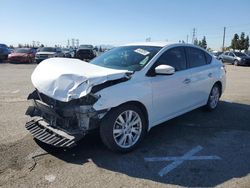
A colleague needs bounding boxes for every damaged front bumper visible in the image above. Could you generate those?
[25,119,79,147]
[25,90,107,147]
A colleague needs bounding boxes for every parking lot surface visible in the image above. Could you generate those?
[0,63,250,188]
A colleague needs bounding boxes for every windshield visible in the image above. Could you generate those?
[15,48,30,53]
[90,46,162,71]
[39,47,56,52]
[234,52,247,57]
[79,45,93,49]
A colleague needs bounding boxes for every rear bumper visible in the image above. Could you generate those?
[8,57,30,62]
[240,60,250,65]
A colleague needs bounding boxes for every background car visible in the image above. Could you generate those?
[35,47,64,63]
[75,45,96,61]
[62,48,75,58]
[0,43,10,61]
[218,51,250,66]
[211,51,223,59]
[8,48,35,63]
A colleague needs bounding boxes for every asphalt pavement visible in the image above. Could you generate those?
[0,62,250,188]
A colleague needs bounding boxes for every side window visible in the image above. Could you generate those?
[225,52,228,55]
[205,52,212,64]
[155,47,187,71]
[229,52,234,57]
[186,47,207,68]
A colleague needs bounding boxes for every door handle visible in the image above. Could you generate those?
[208,73,212,78]
[183,78,191,84]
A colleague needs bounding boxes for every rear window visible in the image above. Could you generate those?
[186,47,207,68]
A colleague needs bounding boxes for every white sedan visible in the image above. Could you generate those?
[25,42,226,152]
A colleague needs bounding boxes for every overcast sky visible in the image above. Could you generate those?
[1,0,250,50]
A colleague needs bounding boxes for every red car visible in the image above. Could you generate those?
[8,48,35,63]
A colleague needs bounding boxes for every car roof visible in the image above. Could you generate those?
[122,42,169,47]
[121,42,209,50]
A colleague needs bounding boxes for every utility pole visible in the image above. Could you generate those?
[76,39,79,48]
[186,35,189,43]
[192,28,196,44]
[67,39,70,48]
[222,27,226,52]
[71,38,75,48]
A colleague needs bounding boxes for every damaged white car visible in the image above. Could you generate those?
[25,42,226,152]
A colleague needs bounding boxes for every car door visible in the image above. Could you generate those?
[186,47,214,106]
[223,52,229,62]
[228,52,235,63]
[149,47,194,124]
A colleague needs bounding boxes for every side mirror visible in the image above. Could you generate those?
[155,65,175,75]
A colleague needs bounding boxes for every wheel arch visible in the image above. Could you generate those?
[214,81,222,97]
[113,101,149,130]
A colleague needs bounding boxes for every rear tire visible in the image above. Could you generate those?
[204,84,221,111]
[100,104,147,153]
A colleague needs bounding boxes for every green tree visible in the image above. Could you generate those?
[239,32,246,50]
[244,35,249,51]
[231,34,240,50]
[198,40,202,47]
[201,36,207,49]
[194,38,198,45]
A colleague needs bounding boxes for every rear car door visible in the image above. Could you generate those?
[186,47,214,106]
[149,47,194,123]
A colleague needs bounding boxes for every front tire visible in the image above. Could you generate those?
[234,60,239,66]
[100,104,147,153]
[205,84,221,111]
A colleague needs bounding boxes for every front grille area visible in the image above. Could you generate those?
[37,54,48,58]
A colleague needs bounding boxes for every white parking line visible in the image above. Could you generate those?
[11,89,20,94]
[144,145,221,177]
[0,89,20,94]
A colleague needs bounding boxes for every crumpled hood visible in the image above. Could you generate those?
[31,58,129,102]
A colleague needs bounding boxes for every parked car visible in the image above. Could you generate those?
[75,48,96,61]
[218,51,250,66]
[62,48,75,58]
[75,44,97,61]
[211,51,223,59]
[0,43,10,61]
[35,47,64,63]
[8,48,35,63]
[25,42,226,152]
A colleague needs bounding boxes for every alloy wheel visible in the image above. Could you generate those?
[113,110,142,148]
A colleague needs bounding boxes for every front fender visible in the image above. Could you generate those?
[93,78,153,124]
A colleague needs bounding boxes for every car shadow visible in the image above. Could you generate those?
[37,100,250,187]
